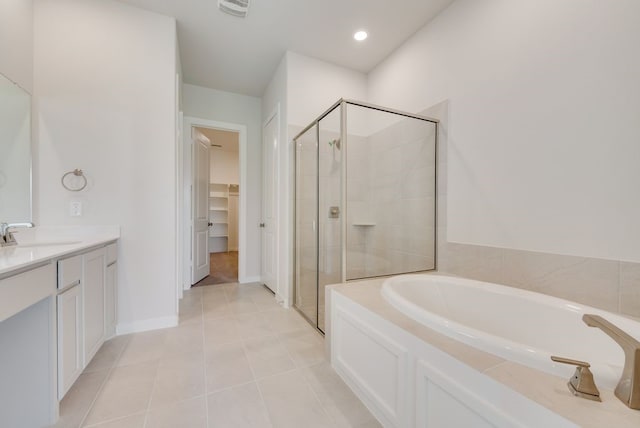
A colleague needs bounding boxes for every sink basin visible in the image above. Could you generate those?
[16,241,82,248]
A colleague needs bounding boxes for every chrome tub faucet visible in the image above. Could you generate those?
[583,314,640,409]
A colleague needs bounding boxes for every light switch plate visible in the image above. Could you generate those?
[70,201,82,217]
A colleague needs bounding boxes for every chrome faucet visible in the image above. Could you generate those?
[0,222,34,247]
[583,313,640,409]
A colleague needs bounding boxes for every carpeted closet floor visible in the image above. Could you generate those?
[193,251,238,287]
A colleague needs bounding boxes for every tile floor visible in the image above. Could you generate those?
[53,282,380,428]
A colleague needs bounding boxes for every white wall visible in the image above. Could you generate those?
[287,51,368,127]
[368,0,640,263]
[0,0,33,92]
[184,83,262,280]
[262,51,369,305]
[34,0,179,332]
[210,149,239,184]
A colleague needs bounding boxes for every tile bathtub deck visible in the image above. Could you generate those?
[54,282,380,428]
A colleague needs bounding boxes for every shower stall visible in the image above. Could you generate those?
[294,99,438,332]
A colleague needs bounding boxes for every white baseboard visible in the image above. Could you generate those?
[276,293,289,308]
[240,275,261,284]
[116,315,178,335]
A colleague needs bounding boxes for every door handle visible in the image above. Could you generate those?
[208,222,213,227]
[259,223,265,228]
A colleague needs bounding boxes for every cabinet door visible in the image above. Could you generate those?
[83,248,106,363]
[105,262,117,339]
[57,284,82,399]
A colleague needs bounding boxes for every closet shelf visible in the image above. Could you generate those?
[209,182,238,253]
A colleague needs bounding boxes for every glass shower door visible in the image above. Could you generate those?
[317,106,343,332]
[345,103,437,279]
[294,124,318,324]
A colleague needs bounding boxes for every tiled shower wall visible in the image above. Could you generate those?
[346,111,436,279]
[428,100,640,320]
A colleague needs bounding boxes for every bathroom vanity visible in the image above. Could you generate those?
[0,228,119,427]
[0,71,124,426]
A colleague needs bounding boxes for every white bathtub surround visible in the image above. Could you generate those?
[328,279,640,428]
[621,263,640,318]
[382,274,640,391]
[437,242,640,321]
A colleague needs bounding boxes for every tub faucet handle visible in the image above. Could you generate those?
[551,356,601,402]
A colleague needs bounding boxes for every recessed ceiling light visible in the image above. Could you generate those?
[354,30,368,41]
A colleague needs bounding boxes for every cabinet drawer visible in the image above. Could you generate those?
[0,263,56,322]
[106,243,117,265]
[58,255,82,290]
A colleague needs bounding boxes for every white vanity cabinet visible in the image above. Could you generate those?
[0,229,119,424]
[57,255,84,399]
[105,243,117,339]
[83,248,106,363]
[56,242,118,400]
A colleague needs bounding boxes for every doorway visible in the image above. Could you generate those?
[182,117,249,290]
[194,126,240,286]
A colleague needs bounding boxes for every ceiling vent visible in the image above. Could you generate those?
[218,0,250,18]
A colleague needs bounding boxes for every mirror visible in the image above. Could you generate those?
[0,72,31,223]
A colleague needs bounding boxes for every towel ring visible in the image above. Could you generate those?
[61,169,87,192]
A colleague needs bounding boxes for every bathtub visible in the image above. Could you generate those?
[381,274,640,390]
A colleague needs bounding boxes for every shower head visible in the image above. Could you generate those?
[328,139,341,150]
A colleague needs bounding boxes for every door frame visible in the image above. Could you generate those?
[183,116,249,288]
[261,105,280,296]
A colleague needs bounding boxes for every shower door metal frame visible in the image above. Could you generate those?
[293,99,439,334]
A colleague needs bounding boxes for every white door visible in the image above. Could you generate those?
[261,114,278,292]
[192,128,211,284]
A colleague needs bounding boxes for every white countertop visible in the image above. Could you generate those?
[0,226,120,277]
